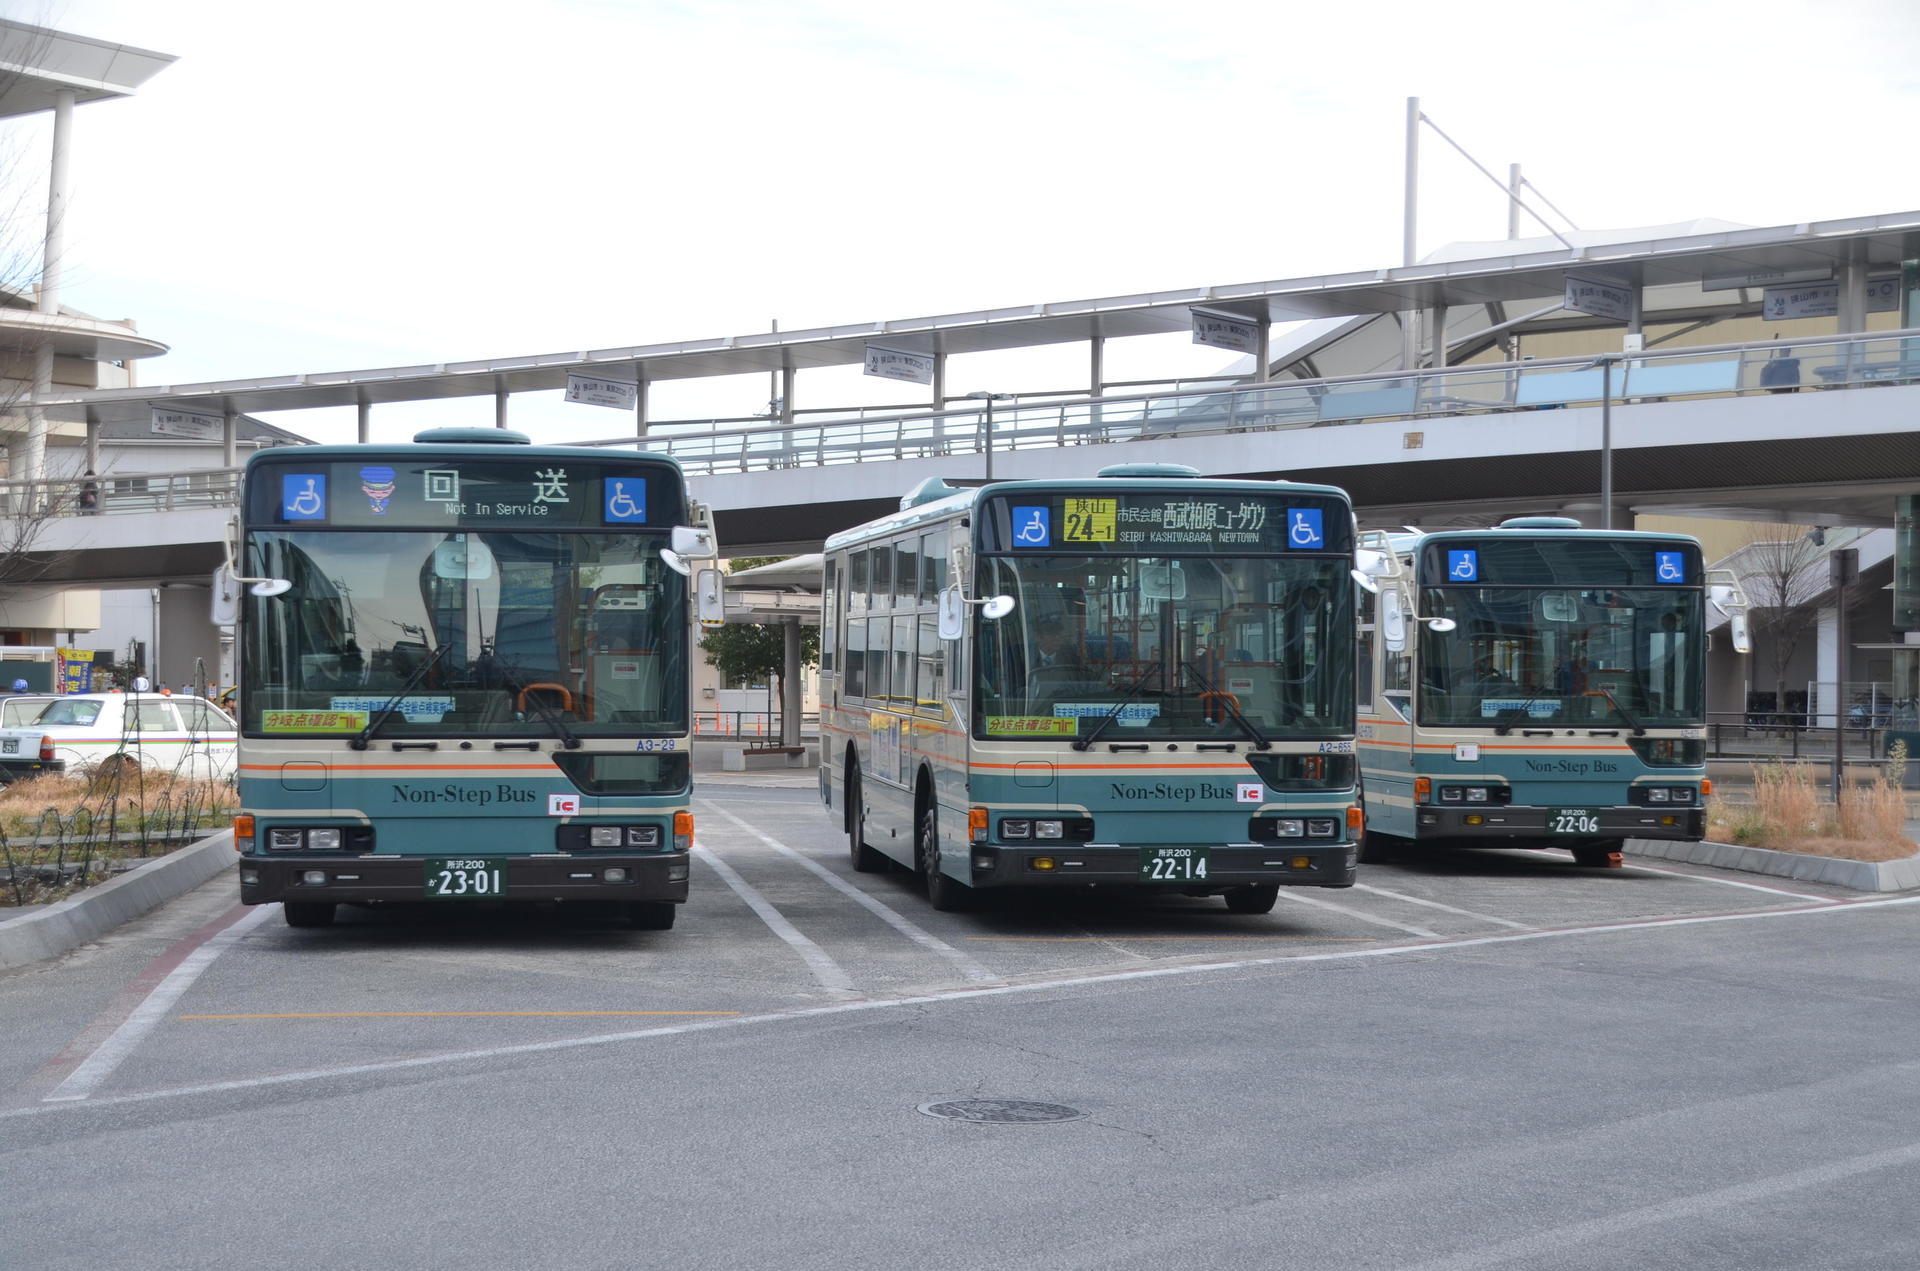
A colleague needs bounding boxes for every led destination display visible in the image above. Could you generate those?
[981,491,1350,554]
[1421,537,1703,587]
[245,457,685,530]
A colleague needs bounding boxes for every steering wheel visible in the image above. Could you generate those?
[517,682,574,713]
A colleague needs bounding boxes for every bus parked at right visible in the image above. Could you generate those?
[1355,516,1749,867]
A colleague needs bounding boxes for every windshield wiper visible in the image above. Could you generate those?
[1587,685,1647,736]
[485,649,582,749]
[1179,659,1271,750]
[1072,665,1162,752]
[350,642,450,751]
[1492,686,1549,736]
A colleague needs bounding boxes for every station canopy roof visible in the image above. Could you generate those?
[0,20,175,117]
[40,208,1920,427]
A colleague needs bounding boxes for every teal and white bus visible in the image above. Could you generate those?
[1354,517,1750,867]
[225,428,716,929]
[821,464,1361,914]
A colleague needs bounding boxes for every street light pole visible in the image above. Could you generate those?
[966,391,1014,481]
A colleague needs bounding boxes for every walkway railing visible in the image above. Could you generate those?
[5,328,1917,513]
[572,328,1920,476]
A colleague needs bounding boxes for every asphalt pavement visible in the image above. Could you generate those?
[2,786,1916,1270]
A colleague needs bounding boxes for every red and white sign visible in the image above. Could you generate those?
[548,794,581,816]
[1236,782,1264,804]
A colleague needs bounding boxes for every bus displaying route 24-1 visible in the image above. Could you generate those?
[225,427,718,930]
[820,462,1362,915]
[1354,516,1752,868]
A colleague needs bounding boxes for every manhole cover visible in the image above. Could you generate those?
[917,1099,1086,1124]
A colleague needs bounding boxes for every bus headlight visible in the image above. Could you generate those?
[306,828,343,851]
[1033,820,1064,839]
[1001,819,1032,839]
[590,826,624,847]
[1275,819,1305,838]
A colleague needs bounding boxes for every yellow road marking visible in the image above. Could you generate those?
[179,1010,742,1020]
[964,935,1376,943]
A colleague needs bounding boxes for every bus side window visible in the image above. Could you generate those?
[1357,585,1376,708]
[821,557,837,674]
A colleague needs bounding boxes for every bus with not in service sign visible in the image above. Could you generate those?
[225,427,717,929]
[820,463,1362,914]
[1354,516,1751,867]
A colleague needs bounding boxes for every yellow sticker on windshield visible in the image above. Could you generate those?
[262,710,368,734]
[1062,497,1117,542]
[985,716,1077,736]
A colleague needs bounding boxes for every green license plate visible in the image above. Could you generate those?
[1547,808,1601,835]
[425,858,505,898]
[1139,847,1209,882]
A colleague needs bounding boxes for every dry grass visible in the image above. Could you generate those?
[0,771,238,906]
[1709,756,1917,863]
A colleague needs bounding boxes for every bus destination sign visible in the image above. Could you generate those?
[986,492,1348,554]
[249,458,684,530]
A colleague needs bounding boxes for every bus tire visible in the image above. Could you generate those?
[1356,829,1396,864]
[918,799,971,913]
[1223,884,1280,914]
[847,765,886,873]
[628,901,677,930]
[283,901,336,928]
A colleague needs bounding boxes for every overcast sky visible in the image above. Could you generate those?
[11,0,1920,442]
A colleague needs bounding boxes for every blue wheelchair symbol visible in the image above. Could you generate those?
[1011,505,1051,548]
[604,478,648,524]
[282,474,327,521]
[1655,551,1686,584]
[1447,550,1479,582]
[1286,508,1324,549]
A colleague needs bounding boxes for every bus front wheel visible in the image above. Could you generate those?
[919,801,971,913]
[847,766,887,873]
[628,901,677,930]
[283,902,336,928]
[1223,884,1279,914]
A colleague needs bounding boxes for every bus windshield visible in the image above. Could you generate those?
[1417,585,1703,729]
[974,554,1352,741]
[241,530,687,737]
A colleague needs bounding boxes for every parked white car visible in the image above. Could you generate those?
[31,693,237,781]
[0,694,58,727]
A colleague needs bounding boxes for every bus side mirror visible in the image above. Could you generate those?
[938,588,965,640]
[696,569,725,626]
[1730,612,1751,655]
[671,525,716,558]
[211,566,240,626]
[1381,589,1407,652]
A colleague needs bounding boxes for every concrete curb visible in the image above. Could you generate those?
[1627,836,1920,893]
[0,831,235,971]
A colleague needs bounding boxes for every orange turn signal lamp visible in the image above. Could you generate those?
[1347,806,1364,829]
[233,813,254,852]
[673,810,695,850]
[1701,779,1713,797]
[969,807,989,842]
[1414,777,1431,802]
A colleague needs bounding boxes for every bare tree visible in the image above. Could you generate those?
[1728,527,1829,721]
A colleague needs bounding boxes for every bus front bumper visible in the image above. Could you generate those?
[1413,807,1705,846]
[968,843,1357,890]
[237,852,691,907]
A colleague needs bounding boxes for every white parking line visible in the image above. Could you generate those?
[1273,888,1443,938]
[691,843,856,998]
[1352,883,1533,930]
[698,801,1001,984]
[1513,849,1845,902]
[43,905,275,1103]
[11,894,1914,1122]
